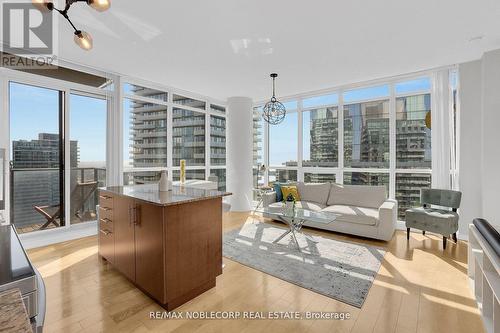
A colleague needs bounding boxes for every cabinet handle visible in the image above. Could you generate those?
[128,206,133,226]
[134,205,141,226]
[99,229,111,235]
[99,195,112,200]
[100,218,111,224]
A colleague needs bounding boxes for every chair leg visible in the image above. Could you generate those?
[407,228,410,240]
[443,236,447,250]
[452,233,457,243]
[422,230,426,235]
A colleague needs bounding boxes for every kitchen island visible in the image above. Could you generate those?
[97,184,231,310]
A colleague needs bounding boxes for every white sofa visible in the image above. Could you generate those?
[262,182,397,241]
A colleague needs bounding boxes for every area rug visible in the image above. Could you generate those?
[222,222,386,308]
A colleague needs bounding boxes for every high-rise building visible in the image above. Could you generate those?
[12,133,78,168]
[305,107,338,168]
[127,86,168,184]
[11,133,79,228]
[395,94,432,218]
[396,94,431,168]
[253,109,263,188]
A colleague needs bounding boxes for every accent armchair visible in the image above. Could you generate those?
[405,189,462,249]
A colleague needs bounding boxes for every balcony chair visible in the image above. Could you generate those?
[405,188,462,249]
[34,181,98,230]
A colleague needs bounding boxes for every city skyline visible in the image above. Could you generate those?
[9,82,107,164]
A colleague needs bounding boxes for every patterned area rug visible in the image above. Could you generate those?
[223,222,385,308]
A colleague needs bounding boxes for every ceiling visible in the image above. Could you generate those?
[57,0,500,101]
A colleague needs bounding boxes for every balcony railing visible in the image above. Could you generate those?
[10,167,106,234]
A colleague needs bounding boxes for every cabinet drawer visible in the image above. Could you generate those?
[98,228,114,263]
[99,217,113,232]
[99,206,113,221]
[99,193,114,209]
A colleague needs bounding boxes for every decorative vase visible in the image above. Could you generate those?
[158,170,171,192]
[284,201,295,216]
[180,159,186,184]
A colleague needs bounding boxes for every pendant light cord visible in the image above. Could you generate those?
[272,76,276,98]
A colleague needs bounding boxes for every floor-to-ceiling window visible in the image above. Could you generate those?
[268,101,298,185]
[9,82,65,233]
[343,85,390,192]
[69,93,107,225]
[259,72,455,221]
[122,83,168,184]
[394,78,432,219]
[122,84,226,189]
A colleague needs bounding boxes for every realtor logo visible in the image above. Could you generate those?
[1,1,57,68]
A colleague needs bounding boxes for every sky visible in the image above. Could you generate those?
[9,82,107,164]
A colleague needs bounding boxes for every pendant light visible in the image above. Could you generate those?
[262,73,286,125]
[33,0,111,51]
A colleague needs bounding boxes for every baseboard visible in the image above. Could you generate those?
[395,221,468,241]
[19,221,98,250]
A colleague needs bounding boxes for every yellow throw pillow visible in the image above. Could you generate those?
[281,186,300,202]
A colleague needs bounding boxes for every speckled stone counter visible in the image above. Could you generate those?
[0,289,32,333]
[99,184,231,206]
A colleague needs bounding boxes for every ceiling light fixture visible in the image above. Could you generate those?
[32,0,111,51]
[262,73,286,125]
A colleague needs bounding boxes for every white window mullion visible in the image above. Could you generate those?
[389,84,396,199]
[338,89,344,184]
[1,77,10,224]
[110,75,122,186]
[205,101,211,180]
[297,98,304,182]
[64,88,71,228]
[167,93,173,180]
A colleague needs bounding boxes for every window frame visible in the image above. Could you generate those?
[1,66,111,234]
[121,77,227,185]
[255,72,446,222]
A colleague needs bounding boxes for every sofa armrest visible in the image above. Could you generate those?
[378,199,398,241]
[262,191,277,207]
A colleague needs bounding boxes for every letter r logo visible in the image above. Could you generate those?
[2,2,53,54]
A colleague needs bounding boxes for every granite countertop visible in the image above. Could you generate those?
[100,184,232,206]
[0,289,32,333]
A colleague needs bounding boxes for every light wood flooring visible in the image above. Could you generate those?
[27,212,484,333]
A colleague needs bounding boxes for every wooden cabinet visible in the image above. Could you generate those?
[99,194,165,300]
[113,195,136,281]
[98,194,114,263]
[98,189,223,311]
[134,203,165,302]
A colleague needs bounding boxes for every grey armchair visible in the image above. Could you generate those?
[405,189,462,249]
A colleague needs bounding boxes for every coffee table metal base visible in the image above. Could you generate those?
[273,216,319,252]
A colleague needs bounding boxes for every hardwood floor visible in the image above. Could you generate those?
[27,212,484,333]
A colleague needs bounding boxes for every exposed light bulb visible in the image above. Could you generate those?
[87,0,111,12]
[74,31,93,51]
[32,0,51,12]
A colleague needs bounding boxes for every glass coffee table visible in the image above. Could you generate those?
[256,205,337,252]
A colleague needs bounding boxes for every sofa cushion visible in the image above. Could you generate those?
[327,183,386,208]
[281,185,300,202]
[322,205,379,226]
[296,182,331,205]
[405,207,459,234]
[273,183,283,202]
[268,201,326,212]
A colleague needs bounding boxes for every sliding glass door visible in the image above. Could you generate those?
[9,82,65,233]
[69,93,107,225]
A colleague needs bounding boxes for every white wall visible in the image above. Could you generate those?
[458,60,483,236]
[459,48,500,231]
[480,50,500,225]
